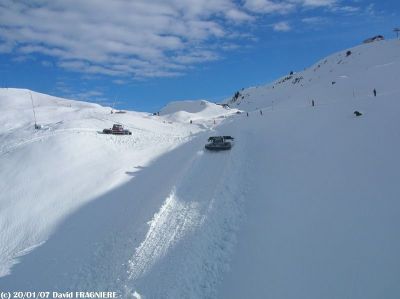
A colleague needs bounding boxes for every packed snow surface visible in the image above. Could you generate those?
[1,39,400,298]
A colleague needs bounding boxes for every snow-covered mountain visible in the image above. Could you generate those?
[228,38,400,112]
[1,38,400,298]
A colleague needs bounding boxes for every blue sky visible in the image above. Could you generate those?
[0,0,399,112]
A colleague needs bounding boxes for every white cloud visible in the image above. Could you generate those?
[272,21,292,32]
[330,5,360,14]
[0,0,358,80]
[225,9,254,22]
[244,0,295,14]
[11,55,35,63]
[299,0,337,7]
[0,0,250,79]
[301,16,329,24]
[243,0,338,14]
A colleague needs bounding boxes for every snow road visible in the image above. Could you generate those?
[127,122,246,298]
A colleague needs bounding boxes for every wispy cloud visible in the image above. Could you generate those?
[55,80,108,104]
[301,16,329,25]
[272,21,292,32]
[0,0,247,79]
[331,5,360,14]
[244,0,295,14]
[299,0,337,8]
[11,55,35,63]
[0,0,362,80]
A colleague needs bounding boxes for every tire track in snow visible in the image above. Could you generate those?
[128,188,203,280]
[126,125,246,298]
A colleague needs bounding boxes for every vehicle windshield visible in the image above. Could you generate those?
[212,137,224,143]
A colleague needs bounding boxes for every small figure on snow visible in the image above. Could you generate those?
[373,88,377,97]
[190,120,193,124]
[312,100,315,107]
[354,111,362,117]
[260,110,263,116]
[246,112,249,117]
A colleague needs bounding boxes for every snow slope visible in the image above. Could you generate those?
[228,39,400,112]
[218,94,400,299]
[0,89,225,278]
[1,39,400,298]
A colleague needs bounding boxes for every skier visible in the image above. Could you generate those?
[260,110,263,116]
[246,112,249,117]
[312,100,315,107]
[373,89,377,97]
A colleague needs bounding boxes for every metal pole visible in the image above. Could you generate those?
[29,91,38,128]
[394,28,400,39]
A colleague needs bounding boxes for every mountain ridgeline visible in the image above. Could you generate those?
[227,38,400,111]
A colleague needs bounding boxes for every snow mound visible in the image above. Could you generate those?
[160,100,213,115]
[159,100,236,123]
